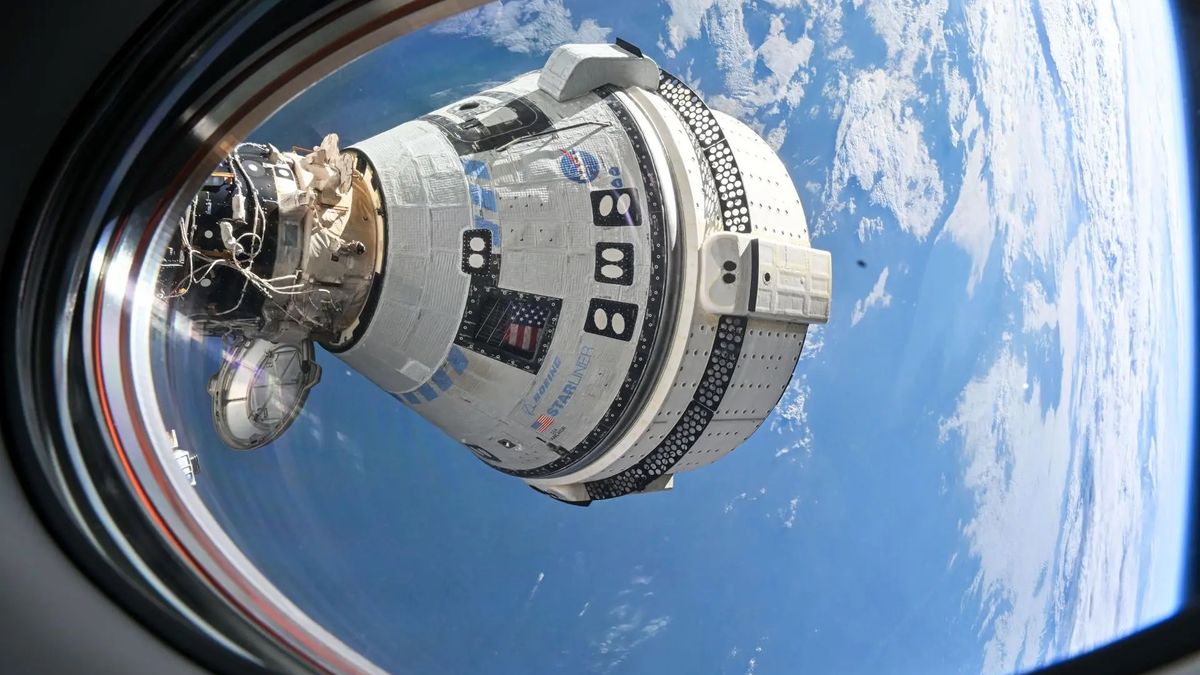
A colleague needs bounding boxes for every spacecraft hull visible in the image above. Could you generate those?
[337,47,831,502]
[170,43,831,503]
[343,74,683,480]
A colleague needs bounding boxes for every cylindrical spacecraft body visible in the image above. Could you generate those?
[332,44,831,503]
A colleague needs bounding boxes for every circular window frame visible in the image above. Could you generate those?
[1,0,483,672]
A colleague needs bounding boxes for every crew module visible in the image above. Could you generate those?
[159,41,832,504]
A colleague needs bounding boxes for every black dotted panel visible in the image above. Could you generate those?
[690,131,722,231]
[590,187,641,226]
[585,402,713,500]
[585,315,748,500]
[461,229,495,275]
[453,280,561,374]
[693,317,744,410]
[499,88,670,479]
[594,242,634,285]
[583,298,639,341]
[657,72,751,233]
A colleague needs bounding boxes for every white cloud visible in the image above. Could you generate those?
[659,0,828,124]
[939,3,1191,668]
[817,69,851,129]
[939,105,992,293]
[661,0,716,56]
[1021,280,1057,333]
[592,578,671,674]
[789,0,847,45]
[526,571,545,603]
[942,254,1164,667]
[706,93,756,121]
[432,0,610,54]
[857,216,884,242]
[829,69,945,238]
[799,325,824,362]
[942,63,972,146]
[939,0,1072,288]
[429,79,506,105]
[768,375,814,464]
[765,123,788,151]
[723,488,769,514]
[850,267,893,325]
[782,497,800,528]
[865,0,949,76]
[755,15,814,108]
[709,6,812,114]
[772,376,810,432]
[744,640,766,675]
[592,564,676,667]
[820,0,953,239]
[940,349,1071,673]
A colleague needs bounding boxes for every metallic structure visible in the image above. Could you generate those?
[169,429,200,487]
[160,41,832,504]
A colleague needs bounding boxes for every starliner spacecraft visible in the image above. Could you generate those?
[160,41,832,504]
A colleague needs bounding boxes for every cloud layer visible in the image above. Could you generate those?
[850,267,893,326]
[432,0,611,54]
[936,1,1190,671]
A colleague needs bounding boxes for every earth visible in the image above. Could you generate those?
[167,1,1194,673]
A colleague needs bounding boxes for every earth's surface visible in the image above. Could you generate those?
[165,1,1195,672]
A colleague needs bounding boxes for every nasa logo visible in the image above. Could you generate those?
[559,148,600,183]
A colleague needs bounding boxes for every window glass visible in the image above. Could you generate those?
[137,1,1196,672]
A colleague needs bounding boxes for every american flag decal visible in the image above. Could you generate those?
[461,288,560,372]
[500,302,549,355]
[533,414,554,433]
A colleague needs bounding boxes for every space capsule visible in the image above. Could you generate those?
[161,41,832,504]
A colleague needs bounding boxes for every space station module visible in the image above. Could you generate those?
[162,42,832,504]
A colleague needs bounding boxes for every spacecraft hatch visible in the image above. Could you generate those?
[159,41,833,504]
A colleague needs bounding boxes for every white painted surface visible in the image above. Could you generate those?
[538,43,660,102]
[341,121,473,393]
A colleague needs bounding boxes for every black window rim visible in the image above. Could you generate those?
[0,0,482,672]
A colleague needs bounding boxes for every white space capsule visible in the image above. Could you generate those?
[165,42,832,504]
